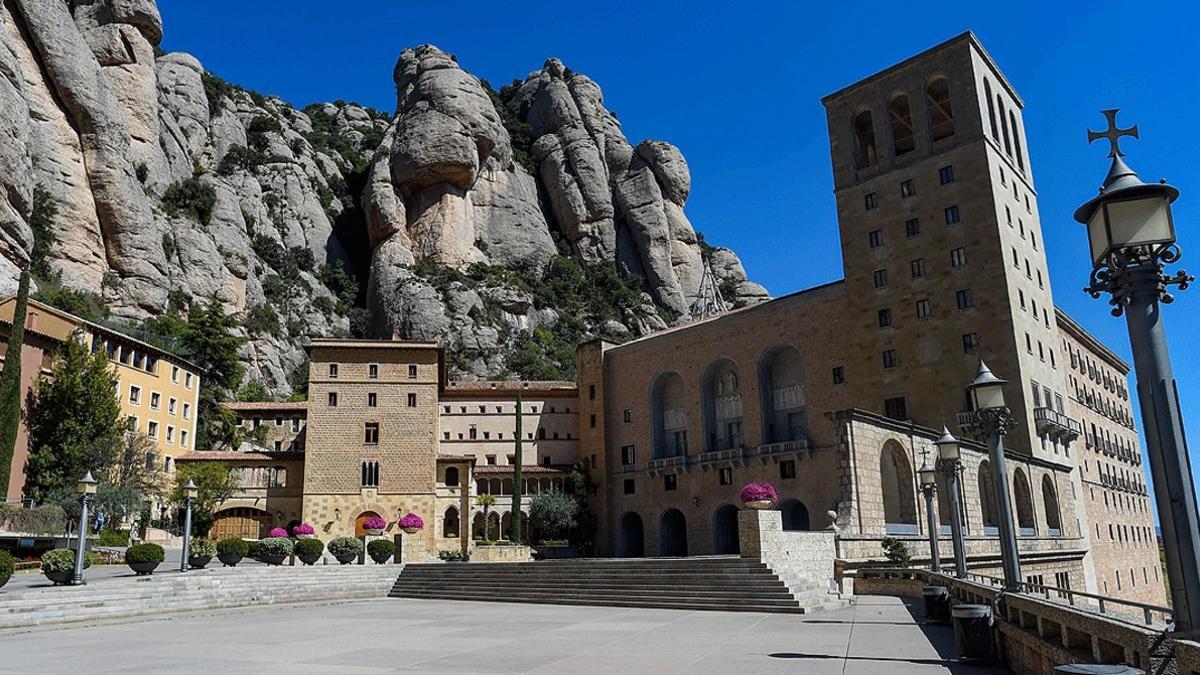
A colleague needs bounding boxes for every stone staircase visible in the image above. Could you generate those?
[0,565,400,630]
[389,556,848,613]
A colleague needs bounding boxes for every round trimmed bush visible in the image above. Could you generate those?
[0,550,15,589]
[189,538,217,557]
[328,537,363,564]
[367,539,395,564]
[41,548,88,584]
[246,541,261,560]
[256,536,293,565]
[126,543,164,575]
[217,538,248,566]
[84,551,102,567]
[294,537,324,565]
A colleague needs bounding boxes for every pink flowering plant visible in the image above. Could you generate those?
[739,482,779,504]
[362,516,388,531]
[397,513,424,530]
[266,527,289,538]
[292,523,315,536]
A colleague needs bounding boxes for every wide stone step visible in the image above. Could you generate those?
[388,590,808,614]
[390,581,796,599]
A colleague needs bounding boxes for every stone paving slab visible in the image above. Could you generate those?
[0,594,1012,673]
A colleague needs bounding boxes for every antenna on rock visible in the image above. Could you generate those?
[690,259,729,320]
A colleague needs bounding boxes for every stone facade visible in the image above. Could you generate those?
[229,401,308,453]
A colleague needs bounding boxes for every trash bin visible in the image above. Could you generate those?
[922,585,951,624]
[1054,665,1144,674]
[951,603,993,661]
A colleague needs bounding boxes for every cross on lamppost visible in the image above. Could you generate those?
[1087,109,1139,158]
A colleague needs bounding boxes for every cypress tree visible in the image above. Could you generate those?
[0,269,30,500]
[511,385,523,542]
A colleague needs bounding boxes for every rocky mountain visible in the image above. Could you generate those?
[0,0,767,392]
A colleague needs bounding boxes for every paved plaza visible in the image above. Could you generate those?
[0,595,1007,673]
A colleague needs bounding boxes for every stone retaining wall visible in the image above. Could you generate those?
[471,545,532,562]
[738,509,836,592]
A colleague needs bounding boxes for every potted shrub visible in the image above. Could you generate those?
[246,541,261,560]
[294,537,324,565]
[0,550,15,590]
[292,522,316,539]
[397,513,423,534]
[188,538,216,569]
[257,536,294,565]
[362,516,387,536]
[739,482,779,510]
[328,537,363,564]
[217,538,249,567]
[41,548,87,585]
[438,549,467,562]
[125,543,165,576]
[367,539,395,564]
[266,527,289,539]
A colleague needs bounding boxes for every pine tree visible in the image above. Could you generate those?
[182,296,246,450]
[0,269,30,500]
[22,333,123,504]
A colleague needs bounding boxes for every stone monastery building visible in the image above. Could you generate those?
[181,32,1164,607]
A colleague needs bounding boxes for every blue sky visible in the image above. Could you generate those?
[158,1,1200,505]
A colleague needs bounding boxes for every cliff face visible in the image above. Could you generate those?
[0,1,767,390]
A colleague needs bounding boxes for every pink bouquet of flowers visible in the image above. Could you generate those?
[739,482,779,504]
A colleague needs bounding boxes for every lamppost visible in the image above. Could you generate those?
[72,471,98,586]
[1074,109,1200,632]
[917,452,941,573]
[966,361,1022,590]
[179,479,197,573]
[935,427,968,578]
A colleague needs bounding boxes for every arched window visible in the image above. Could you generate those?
[978,460,999,534]
[758,346,807,445]
[880,441,918,534]
[888,94,915,156]
[1013,468,1036,535]
[651,372,688,458]
[997,95,1013,156]
[361,461,379,488]
[926,77,954,141]
[779,499,811,531]
[983,78,999,140]
[443,506,460,538]
[1009,110,1025,172]
[445,467,459,487]
[853,110,877,169]
[701,359,743,451]
[1042,475,1062,536]
[471,512,485,539]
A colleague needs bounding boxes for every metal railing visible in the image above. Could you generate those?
[961,570,1174,627]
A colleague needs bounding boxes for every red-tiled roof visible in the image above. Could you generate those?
[474,465,566,475]
[176,451,303,462]
[443,380,577,394]
[222,401,308,411]
[437,454,476,463]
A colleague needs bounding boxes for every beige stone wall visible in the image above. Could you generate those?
[577,340,612,553]
[439,388,579,468]
[231,403,307,452]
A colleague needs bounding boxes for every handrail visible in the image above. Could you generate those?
[960,570,1173,627]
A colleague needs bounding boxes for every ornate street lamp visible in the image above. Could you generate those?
[934,427,968,579]
[965,361,1022,590]
[72,471,98,586]
[179,479,197,573]
[1075,109,1200,632]
[917,453,941,573]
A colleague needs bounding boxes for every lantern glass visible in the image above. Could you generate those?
[1087,207,1110,266]
[1106,195,1174,253]
[936,437,960,462]
[918,463,937,486]
[972,381,1006,411]
[185,484,198,500]
[76,472,97,495]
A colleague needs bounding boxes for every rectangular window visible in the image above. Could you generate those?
[719,467,733,485]
[864,192,877,210]
[910,258,926,279]
[328,363,338,378]
[588,384,596,400]
[147,421,159,439]
[900,179,915,198]
[962,333,978,354]
[126,415,138,433]
[166,426,174,443]
[180,430,188,448]
[368,363,379,379]
[868,230,883,248]
[621,445,636,466]
[905,218,920,237]
[873,269,888,288]
[779,460,797,480]
[623,409,632,423]
[407,393,417,407]
[129,385,141,405]
[950,247,966,268]
[275,416,283,426]
[168,398,177,416]
[623,479,635,495]
[944,205,960,224]
[408,364,418,379]
[292,417,301,432]
[832,367,845,385]
[368,392,378,407]
[915,299,931,318]
[274,440,283,452]
[664,474,677,491]
[171,365,180,383]
[150,392,161,410]
[883,396,908,421]
[877,308,892,328]
[939,165,955,184]
[882,349,898,369]
[364,422,380,445]
[956,289,973,310]
[589,414,597,428]
[182,403,190,420]
[328,392,338,407]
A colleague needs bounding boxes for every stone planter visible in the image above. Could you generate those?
[744,500,774,510]
[43,569,72,585]
[217,552,243,567]
[0,575,9,590]
[401,526,420,534]
[472,544,532,562]
[259,553,286,566]
[128,561,159,576]
[188,555,212,570]
[334,553,357,565]
[365,528,385,536]
[296,534,315,540]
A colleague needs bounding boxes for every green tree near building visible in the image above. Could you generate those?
[170,461,238,536]
[182,296,247,451]
[22,332,124,504]
[0,269,30,500]
[511,386,524,543]
[529,490,578,543]
[476,493,496,540]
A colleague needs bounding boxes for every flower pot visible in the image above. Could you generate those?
[296,533,315,539]
[0,575,9,590]
[188,555,212,570]
[128,561,160,576]
[744,500,773,510]
[365,528,385,536]
[259,553,286,566]
[43,569,72,585]
[297,554,321,566]
[401,526,420,534]
[217,552,242,567]
[334,553,357,565]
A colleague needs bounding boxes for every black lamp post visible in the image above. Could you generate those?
[179,479,197,573]
[1074,109,1200,632]
[917,453,941,573]
[934,427,968,579]
[71,471,98,586]
[966,361,1022,590]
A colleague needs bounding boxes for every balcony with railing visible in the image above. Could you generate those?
[1033,407,1082,443]
[647,454,689,473]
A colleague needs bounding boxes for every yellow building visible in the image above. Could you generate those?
[0,297,203,501]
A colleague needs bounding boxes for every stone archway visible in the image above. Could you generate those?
[355,510,384,537]
[712,504,740,554]
[618,512,644,558]
[779,499,811,531]
[659,508,688,557]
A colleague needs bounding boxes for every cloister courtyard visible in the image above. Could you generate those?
[0,595,1005,674]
